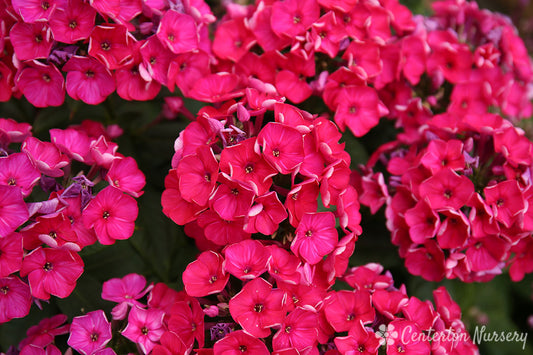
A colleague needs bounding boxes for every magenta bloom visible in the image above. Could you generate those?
[0,185,29,238]
[256,122,305,175]
[484,180,526,228]
[244,191,288,235]
[106,157,146,198]
[182,250,229,297]
[83,186,138,245]
[0,232,23,277]
[121,306,165,354]
[22,136,70,177]
[418,168,474,210]
[272,307,319,351]
[0,153,41,196]
[291,212,338,265]
[63,56,116,105]
[223,239,269,280]
[214,330,269,355]
[50,127,92,164]
[11,0,56,22]
[67,310,112,355]
[48,0,96,44]
[156,10,199,54]
[10,22,53,61]
[15,61,65,108]
[88,24,134,70]
[101,273,149,305]
[0,277,32,324]
[0,118,32,147]
[177,146,218,206]
[167,299,205,349]
[20,247,84,300]
[229,277,285,338]
[210,175,255,221]
[19,314,69,349]
[324,290,375,332]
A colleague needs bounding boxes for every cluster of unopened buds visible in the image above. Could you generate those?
[6,266,478,354]
[0,118,145,324]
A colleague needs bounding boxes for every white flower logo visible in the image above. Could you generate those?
[376,323,399,346]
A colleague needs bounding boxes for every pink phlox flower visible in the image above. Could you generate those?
[404,199,440,244]
[448,81,491,117]
[11,0,57,22]
[63,56,116,105]
[67,310,112,355]
[48,0,96,44]
[188,72,244,103]
[22,213,79,251]
[464,235,509,273]
[139,36,174,86]
[167,51,211,96]
[274,103,314,134]
[285,180,319,227]
[334,320,382,355]
[509,237,533,282]
[157,10,199,54]
[420,139,465,174]
[121,306,165,354]
[15,61,65,107]
[291,212,338,265]
[223,239,269,280]
[0,232,23,277]
[270,0,320,39]
[229,277,285,338]
[309,11,346,59]
[19,314,69,349]
[385,320,430,355]
[334,85,389,137]
[404,240,446,282]
[167,299,205,349]
[244,191,288,235]
[171,115,220,166]
[213,17,256,62]
[484,180,526,228]
[248,3,291,52]
[418,168,474,210]
[106,156,146,198]
[219,137,277,196]
[89,136,118,169]
[359,172,390,215]
[0,185,29,238]
[435,209,469,249]
[101,273,151,308]
[313,117,350,164]
[278,281,326,312]
[336,186,362,234]
[10,22,54,61]
[22,136,69,177]
[372,287,409,319]
[320,159,351,208]
[0,152,41,196]
[88,24,134,70]
[209,174,255,221]
[162,169,206,226]
[399,34,427,85]
[266,245,301,285]
[82,186,138,245]
[468,192,499,238]
[322,67,366,110]
[402,297,439,331]
[198,210,251,246]
[182,250,229,297]
[151,331,189,355]
[20,246,84,300]
[343,41,383,79]
[343,263,394,291]
[213,330,270,355]
[147,283,182,319]
[300,133,326,180]
[177,146,218,206]
[256,122,305,175]
[0,118,32,147]
[323,290,375,332]
[272,306,319,352]
[0,276,32,324]
[50,127,93,164]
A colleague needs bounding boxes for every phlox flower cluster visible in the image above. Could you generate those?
[359,111,533,283]
[0,0,216,105]
[161,94,362,274]
[6,266,478,354]
[0,118,145,324]
[202,0,533,139]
